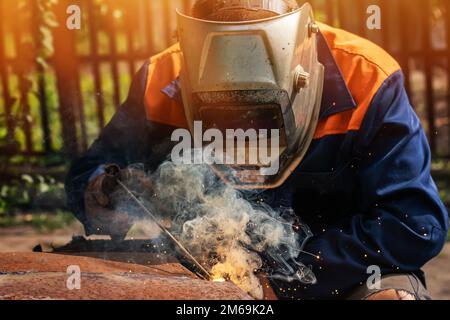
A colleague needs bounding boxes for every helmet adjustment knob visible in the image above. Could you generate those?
[308,22,320,37]
[294,66,310,92]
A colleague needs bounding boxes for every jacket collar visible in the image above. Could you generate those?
[161,31,356,120]
[316,31,356,118]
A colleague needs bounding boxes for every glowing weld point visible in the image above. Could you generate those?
[212,278,226,283]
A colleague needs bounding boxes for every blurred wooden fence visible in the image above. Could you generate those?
[0,0,450,160]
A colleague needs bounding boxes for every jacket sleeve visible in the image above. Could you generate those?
[64,62,175,234]
[294,71,449,299]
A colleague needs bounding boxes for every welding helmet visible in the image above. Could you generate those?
[177,1,324,189]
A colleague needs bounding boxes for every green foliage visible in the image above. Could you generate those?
[0,179,30,215]
[0,173,65,215]
[432,159,450,171]
[0,171,72,232]
[0,0,59,152]
[29,210,75,232]
[33,0,59,68]
[432,159,450,209]
[0,210,75,232]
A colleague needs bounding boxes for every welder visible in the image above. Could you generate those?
[65,0,448,300]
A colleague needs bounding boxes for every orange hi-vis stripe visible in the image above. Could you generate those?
[313,23,400,139]
[144,43,188,129]
[143,23,401,138]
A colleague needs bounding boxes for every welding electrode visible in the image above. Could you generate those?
[104,165,212,281]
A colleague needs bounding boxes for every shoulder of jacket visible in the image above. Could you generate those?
[148,43,181,66]
[317,22,400,77]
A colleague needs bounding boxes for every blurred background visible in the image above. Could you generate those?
[0,0,449,297]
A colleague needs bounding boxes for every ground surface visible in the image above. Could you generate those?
[0,224,449,299]
[0,252,252,300]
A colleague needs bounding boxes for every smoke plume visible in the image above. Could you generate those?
[114,160,316,299]
[151,162,315,298]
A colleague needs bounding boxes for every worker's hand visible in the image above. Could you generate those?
[84,166,154,240]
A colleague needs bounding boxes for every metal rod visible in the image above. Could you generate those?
[116,180,212,281]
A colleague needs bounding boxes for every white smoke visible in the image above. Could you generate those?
[140,160,317,299]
